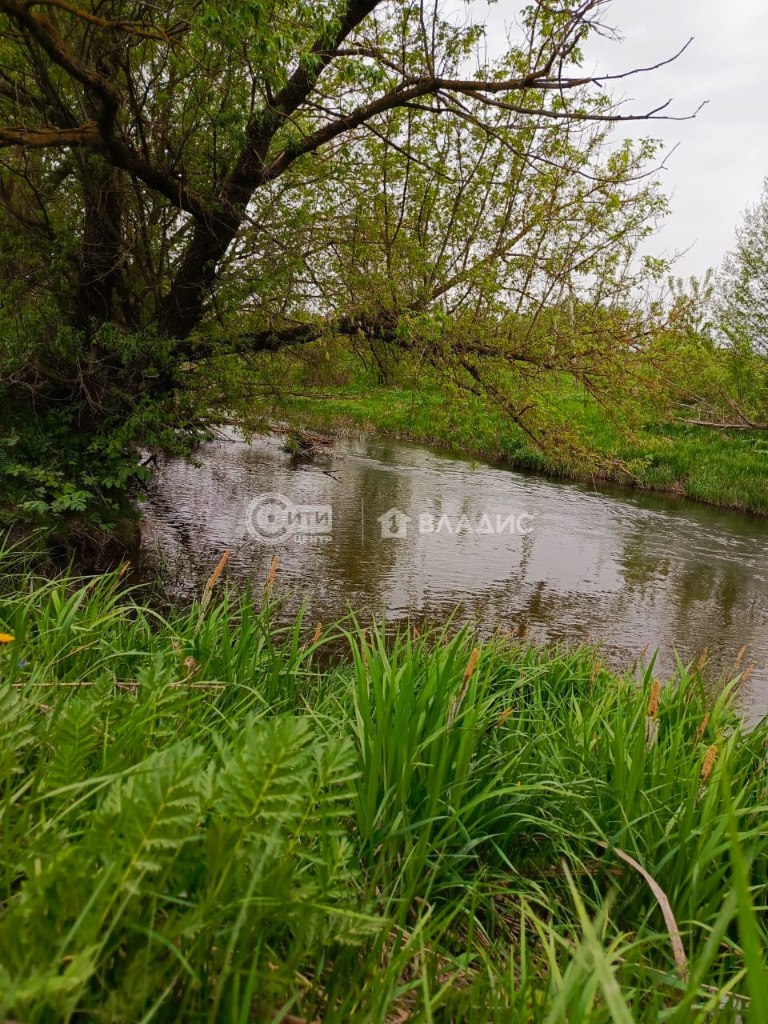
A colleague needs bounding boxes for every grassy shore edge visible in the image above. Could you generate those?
[274,385,768,516]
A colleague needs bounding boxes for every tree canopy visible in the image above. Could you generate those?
[718,179,768,355]
[0,0,688,520]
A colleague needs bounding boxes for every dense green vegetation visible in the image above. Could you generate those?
[1,0,767,526]
[1,4,767,1020]
[236,328,768,514]
[278,379,768,514]
[0,555,766,1022]
[0,0,680,525]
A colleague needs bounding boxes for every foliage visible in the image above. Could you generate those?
[706,179,768,424]
[240,337,768,513]
[0,553,766,1020]
[719,178,768,355]
[0,0,679,523]
[0,317,211,525]
[657,196,768,432]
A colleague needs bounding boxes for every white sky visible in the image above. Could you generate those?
[477,0,768,278]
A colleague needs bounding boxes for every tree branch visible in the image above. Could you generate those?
[24,0,176,41]
[0,121,99,147]
[0,0,120,133]
[681,419,768,431]
[221,0,384,202]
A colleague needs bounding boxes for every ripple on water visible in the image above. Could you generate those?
[140,432,768,721]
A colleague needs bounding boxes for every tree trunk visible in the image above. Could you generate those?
[158,154,264,342]
[157,212,240,341]
[76,157,123,333]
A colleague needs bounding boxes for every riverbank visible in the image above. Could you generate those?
[0,558,765,1021]
[277,383,768,516]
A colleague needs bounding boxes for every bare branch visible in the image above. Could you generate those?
[680,419,768,431]
[24,0,176,41]
[0,0,120,131]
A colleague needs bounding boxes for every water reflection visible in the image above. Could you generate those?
[140,431,768,720]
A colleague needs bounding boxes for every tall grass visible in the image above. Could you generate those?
[0,554,766,1021]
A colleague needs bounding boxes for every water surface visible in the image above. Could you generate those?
[140,431,768,719]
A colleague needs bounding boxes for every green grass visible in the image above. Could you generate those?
[0,555,767,1021]
[277,382,768,515]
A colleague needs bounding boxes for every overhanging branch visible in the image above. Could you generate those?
[0,121,99,147]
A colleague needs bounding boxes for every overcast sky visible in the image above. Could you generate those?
[477,0,768,278]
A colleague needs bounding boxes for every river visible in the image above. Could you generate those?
[140,430,768,720]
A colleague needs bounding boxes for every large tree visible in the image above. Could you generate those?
[0,0,685,517]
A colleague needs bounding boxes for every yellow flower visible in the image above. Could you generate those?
[0,633,14,644]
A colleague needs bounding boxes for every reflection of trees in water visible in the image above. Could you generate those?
[140,440,300,595]
[141,435,768,708]
[141,436,417,617]
[305,462,415,617]
[384,581,607,654]
[660,562,766,683]
[614,516,767,682]
[378,513,768,696]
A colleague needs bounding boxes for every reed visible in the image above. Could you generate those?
[0,553,766,1022]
